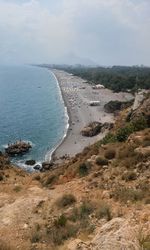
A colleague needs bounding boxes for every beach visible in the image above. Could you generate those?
[50,69,133,162]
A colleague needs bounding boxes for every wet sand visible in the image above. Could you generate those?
[49,69,133,162]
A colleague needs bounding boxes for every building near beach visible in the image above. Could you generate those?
[92,84,105,89]
[89,101,101,106]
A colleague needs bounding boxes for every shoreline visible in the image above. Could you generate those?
[47,69,134,163]
[45,71,70,163]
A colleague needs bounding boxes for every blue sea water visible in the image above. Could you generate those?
[0,65,67,170]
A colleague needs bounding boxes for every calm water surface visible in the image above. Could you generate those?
[0,65,67,170]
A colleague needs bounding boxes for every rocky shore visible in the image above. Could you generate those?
[5,141,32,156]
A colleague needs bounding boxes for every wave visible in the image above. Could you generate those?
[45,71,69,162]
[14,159,42,173]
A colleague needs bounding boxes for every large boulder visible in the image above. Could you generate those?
[129,91,150,126]
[81,122,102,137]
[5,141,32,156]
[68,218,140,250]
[25,160,36,166]
[41,161,54,172]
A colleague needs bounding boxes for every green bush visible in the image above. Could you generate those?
[116,124,134,142]
[54,214,67,228]
[100,133,116,145]
[132,116,148,131]
[78,162,89,176]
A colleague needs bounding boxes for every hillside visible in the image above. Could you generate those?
[0,92,150,250]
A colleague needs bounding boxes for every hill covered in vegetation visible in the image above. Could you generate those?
[53,65,150,92]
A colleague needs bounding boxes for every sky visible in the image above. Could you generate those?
[0,0,150,66]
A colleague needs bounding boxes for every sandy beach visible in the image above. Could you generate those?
[49,69,133,162]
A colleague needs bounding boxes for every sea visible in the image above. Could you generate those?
[0,65,68,171]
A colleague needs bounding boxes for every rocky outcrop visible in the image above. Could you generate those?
[5,141,32,156]
[104,100,134,113]
[134,146,150,157]
[68,218,140,250]
[132,90,149,111]
[81,122,102,137]
[129,92,150,126]
[25,160,36,166]
[41,161,54,172]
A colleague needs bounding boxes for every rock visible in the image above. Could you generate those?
[34,165,41,170]
[91,218,140,250]
[5,141,32,156]
[25,160,36,166]
[102,190,110,199]
[132,90,149,111]
[104,100,134,113]
[41,161,53,171]
[68,218,141,250]
[81,122,102,137]
[129,91,150,126]
[134,146,150,157]
[67,239,89,250]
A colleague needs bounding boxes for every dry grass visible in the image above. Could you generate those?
[0,241,13,250]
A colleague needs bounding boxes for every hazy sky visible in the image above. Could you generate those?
[0,0,150,65]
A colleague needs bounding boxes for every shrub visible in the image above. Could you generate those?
[13,185,22,192]
[44,174,57,187]
[78,162,89,176]
[54,214,67,228]
[96,157,108,166]
[56,194,76,208]
[96,203,112,221]
[100,133,116,145]
[117,144,136,159]
[132,116,148,132]
[116,124,134,142]
[30,232,41,243]
[33,174,41,181]
[112,187,143,203]
[49,222,78,245]
[104,149,116,160]
[68,207,79,222]
[122,171,137,181]
[79,201,94,219]
[0,174,4,181]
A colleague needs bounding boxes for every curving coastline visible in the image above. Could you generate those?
[45,71,70,163]
[46,69,134,163]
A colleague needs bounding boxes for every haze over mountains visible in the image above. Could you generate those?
[0,0,150,66]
